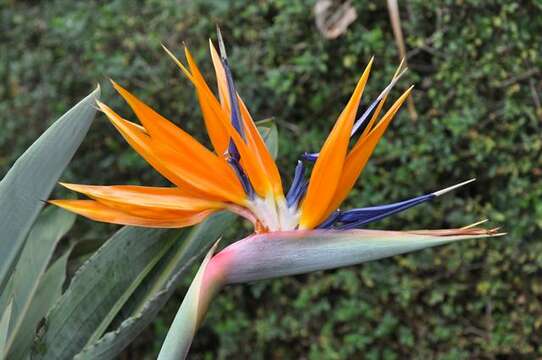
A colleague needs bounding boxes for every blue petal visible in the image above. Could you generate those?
[336,194,434,229]
[227,157,254,199]
[317,210,341,228]
[317,179,476,229]
[217,27,245,160]
[286,160,308,207]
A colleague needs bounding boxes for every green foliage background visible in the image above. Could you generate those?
[1,0,541,358]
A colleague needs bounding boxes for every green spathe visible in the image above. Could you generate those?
[159,228,499,359]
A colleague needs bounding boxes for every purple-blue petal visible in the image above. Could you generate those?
[286,160,308,207]
[336,194,434,229]
[227,157,254,199]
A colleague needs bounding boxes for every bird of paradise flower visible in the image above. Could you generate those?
[51,30,501,359]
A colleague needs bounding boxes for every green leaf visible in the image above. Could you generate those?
[0,301,12,359]
[3,207,74,358]
[157,243,219,360]
[0,279,13,328]
[8,249,72,360]
[73,212,235,360]
[33,226,179,360]
[218,229,498,284]
[257,122,279,158]
[0,87,100,291]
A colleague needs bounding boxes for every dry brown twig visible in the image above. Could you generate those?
[387,0,418,120]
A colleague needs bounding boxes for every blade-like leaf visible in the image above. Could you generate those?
[33,226,179,360]
[0,87,100,291]
[8,249,71,360]
[0,279,13,327]
[157,243,219,360]
[73,212,235,360]
[0,301,12,359]
[217,229,497,284]
[3,207,75,357]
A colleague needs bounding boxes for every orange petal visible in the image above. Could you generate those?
[299,59,373,229]
[360,60,406,139]
[109,81,244,197]
[97,101,204,197]
[238,97,284,197]
[182,51,272,198]
[209,41,283,197]
[184,47,231,155]
[209,40,231,113]
[110,81,234,178]
[60,183,224,212]
[98,102,246,204]
[322,86,414,218]
[162,44,194,82]
[50,200,213,228]
[219,107,274,197]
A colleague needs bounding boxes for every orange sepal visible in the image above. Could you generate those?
[360,60,406,139]
[209,41,283,197]
[50,200,214,228]
[219,108,274,197]
[60,183,225,212]
[322,86,414,218]
[110,81,218,162]
[109,81,243,193]
[209,40,231,113]
[299,59,373,229]
[184,47,231,155]
[97,102,246,204]
[181,50,273,197]
[238,98,284,197]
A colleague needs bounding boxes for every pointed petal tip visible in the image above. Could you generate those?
[162,45,193,80]
[216,25,227,58]
[48,199,66,208]
[433,178,476,197]
[58,182,89,193]
[58,181,72,188]
[364,57,375,74]
[95,100,109,113]
[161,43,174,57]
[461,218,488,229]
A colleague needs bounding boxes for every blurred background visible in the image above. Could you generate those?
[1,0,541,358]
